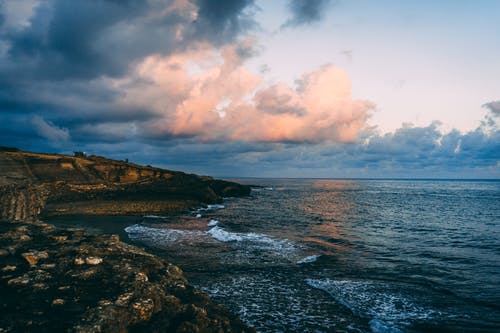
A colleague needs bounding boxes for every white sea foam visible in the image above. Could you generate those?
[208,219,219,227]
[195,213,202,218]
[125,224,206,247]
[297,255,320,264]
[206,226,296,251]
[206,204,225,210]
[306,278,439,332]
[143,215,168,219]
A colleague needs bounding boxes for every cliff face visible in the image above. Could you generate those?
[0,220,254,332]
[0,149,250,220]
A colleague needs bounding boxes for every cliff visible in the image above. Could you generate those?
[0,148,250,221]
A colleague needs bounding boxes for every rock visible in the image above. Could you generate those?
[85,257,103,265]
[0,220,255,332]
[74,257,85,265]
[0,249,9,256]
[115,292,134,307]
[32,282,48,290]
[52,299,65,306]
[19,234,31,241]
[135,272,148,282]
[98,299,112,307]
[49,235,68,242]
[21,250,48,266]
[1,265,16,272]
[0,149,251,220]
[72,268,98,280]
[132,298,155,321]
[7,275,31,286]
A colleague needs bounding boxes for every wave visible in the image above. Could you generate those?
[297,255,320,264]
[207,219,219,227]
[125,224,206,247]
[200,204,225,211]
[143,215,168,219]
[206,226,296,252]
[306,278,440,332]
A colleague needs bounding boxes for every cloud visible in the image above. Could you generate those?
[31,115,70,144]
[193,0,256,43]
[0,0,39,30]
[282,0,331,28]
[481,101,500,131]
[483,100,500,116]
[0,0,498,179]
[254,83,306,116]
[114,46,374,143]
[66,116,499,179]
[0,0,256,81]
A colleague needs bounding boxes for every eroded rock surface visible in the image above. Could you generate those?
[0,220,254,332]
[0,148,250,220]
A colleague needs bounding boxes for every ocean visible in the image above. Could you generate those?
[51,179,500,332]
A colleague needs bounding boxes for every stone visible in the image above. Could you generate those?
[0,249,9,256]
[52,299,65,306]
[19,234,31,241]
[115,292,134,307]
[50,235,68,242]
[22,251,49,266]
[7,275,31,286]
[72,268,97,280]
[85,257,103,265]
[74,258,85,265]
[132,299,155,321]
[32,282,48,290]
[135,272,148,282]
[2,265,16,272]
[98,300,112,307]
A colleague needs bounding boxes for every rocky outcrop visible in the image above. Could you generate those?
[0,149,250,220]
[0,220,254,332]
[0,183,50,221]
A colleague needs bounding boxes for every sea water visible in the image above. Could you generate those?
[61,179,500,332]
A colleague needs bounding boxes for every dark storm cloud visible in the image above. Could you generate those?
[0,0,257,151]
[3,0,256,80]
[283,0,331,28]
[193,0,256,43]
[6,0,149,79]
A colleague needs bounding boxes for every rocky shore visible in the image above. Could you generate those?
[0,148,254,332]
[0,220,254,332]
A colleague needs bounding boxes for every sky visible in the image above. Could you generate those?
[0,0,498,178]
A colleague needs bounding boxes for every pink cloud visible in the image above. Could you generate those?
[113,41,375,143]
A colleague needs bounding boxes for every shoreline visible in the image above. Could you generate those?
[0,148,255,331]
[0,218,255,332]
